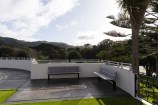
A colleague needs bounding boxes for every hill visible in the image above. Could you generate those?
[0,36,74,48]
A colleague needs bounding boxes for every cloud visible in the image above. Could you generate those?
[74,30,107,45]
[0,0,79,41]
[74,20,132,45]
[77,31,95,39]
[56,20,78,30]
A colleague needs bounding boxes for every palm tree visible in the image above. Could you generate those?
[116,0,150,74]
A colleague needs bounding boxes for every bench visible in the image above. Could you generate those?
[48,66,80,80]
[93,68,117,90]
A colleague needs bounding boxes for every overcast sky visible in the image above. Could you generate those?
[0,0,131,45]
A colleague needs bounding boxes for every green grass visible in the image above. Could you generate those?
[6,97,145,105]
[139,75,158,103]
[0,89,16,104]
[143,86,158,103]
[0,89,145,105]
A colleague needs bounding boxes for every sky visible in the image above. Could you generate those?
[0,0,131,46]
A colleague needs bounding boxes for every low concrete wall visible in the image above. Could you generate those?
[101,64,135,97]
[0,60,32,71]
[31,63,100,79]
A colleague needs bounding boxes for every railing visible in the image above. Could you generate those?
[70,59,85,63]
[34,59,132,70]
[120,62,132,70]
[37,59,69,64]
[102,60,132,70]
[70,59,100,63]
[108,61,120,67]
[0,57,31,60]
[36,59,101,64]
[138,74,158,104]
[0,58,131,70]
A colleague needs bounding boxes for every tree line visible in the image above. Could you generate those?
[0,39,131,63]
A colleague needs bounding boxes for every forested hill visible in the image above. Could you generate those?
[0,36,74,48]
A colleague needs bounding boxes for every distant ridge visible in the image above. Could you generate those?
[0,36,74,48]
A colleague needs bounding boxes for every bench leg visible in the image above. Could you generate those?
[112,81,116,90]
[48,75,50,80]
[78,74,79,79]
[97,77,101,81]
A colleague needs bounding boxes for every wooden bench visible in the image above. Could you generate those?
[93,68,117,90]
[48,66,80,80]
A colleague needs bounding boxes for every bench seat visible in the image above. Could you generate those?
[93,72,113,80]
[93,68,117,90]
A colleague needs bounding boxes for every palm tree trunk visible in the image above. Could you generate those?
[131,22,140,96]
[129,4,150,96]
[116,0,150,97]
[131,26,140,74]
[127,0,150,74]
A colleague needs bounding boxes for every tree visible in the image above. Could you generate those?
[97,39,113,51]
[116,0,150,73]
[49,50,59,59]
[0,46,14,57]
[107,13,131,28]
[31,43,60,56]
[142,1,158,81]
[68,50,81,59]
[16,48,31,57]
[58,49,67,59]
[16,50,29,57]
[140,55,156,76]
[115,0,150,96]
[80,48,95,59]
[96,50,111,60]
[111,41,131,63]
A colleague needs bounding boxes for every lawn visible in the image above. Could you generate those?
[140,84,158,103]
[5,97,145,105]
[139,75,158,103]
[0,89,16,104]
[0,89,145,105]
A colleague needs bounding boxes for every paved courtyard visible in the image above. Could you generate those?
[7,78,130,103]
[0,69,130,103]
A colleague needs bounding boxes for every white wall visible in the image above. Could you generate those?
[31,63,100,79]
[0,60,32,71]
[101,64,135,97]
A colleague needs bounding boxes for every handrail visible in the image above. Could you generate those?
[0,58,132,70]
[0,57,31,60]
[102,60,132,70]
[108,61,120,67]
[120,62,132,70]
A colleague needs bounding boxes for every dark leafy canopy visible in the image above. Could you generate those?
[0,47,14,57]
[16,50,30,57]
[49,50,59,59]
[107,13,131,28]
[117,0,149,12]
[58,49,67,59]
[68,50,82,59]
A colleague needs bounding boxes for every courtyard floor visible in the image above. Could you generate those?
[0,69,130,104]
[7,78,130,103]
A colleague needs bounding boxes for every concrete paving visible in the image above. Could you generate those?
[0,68,30,89]
[7,78,130,103]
